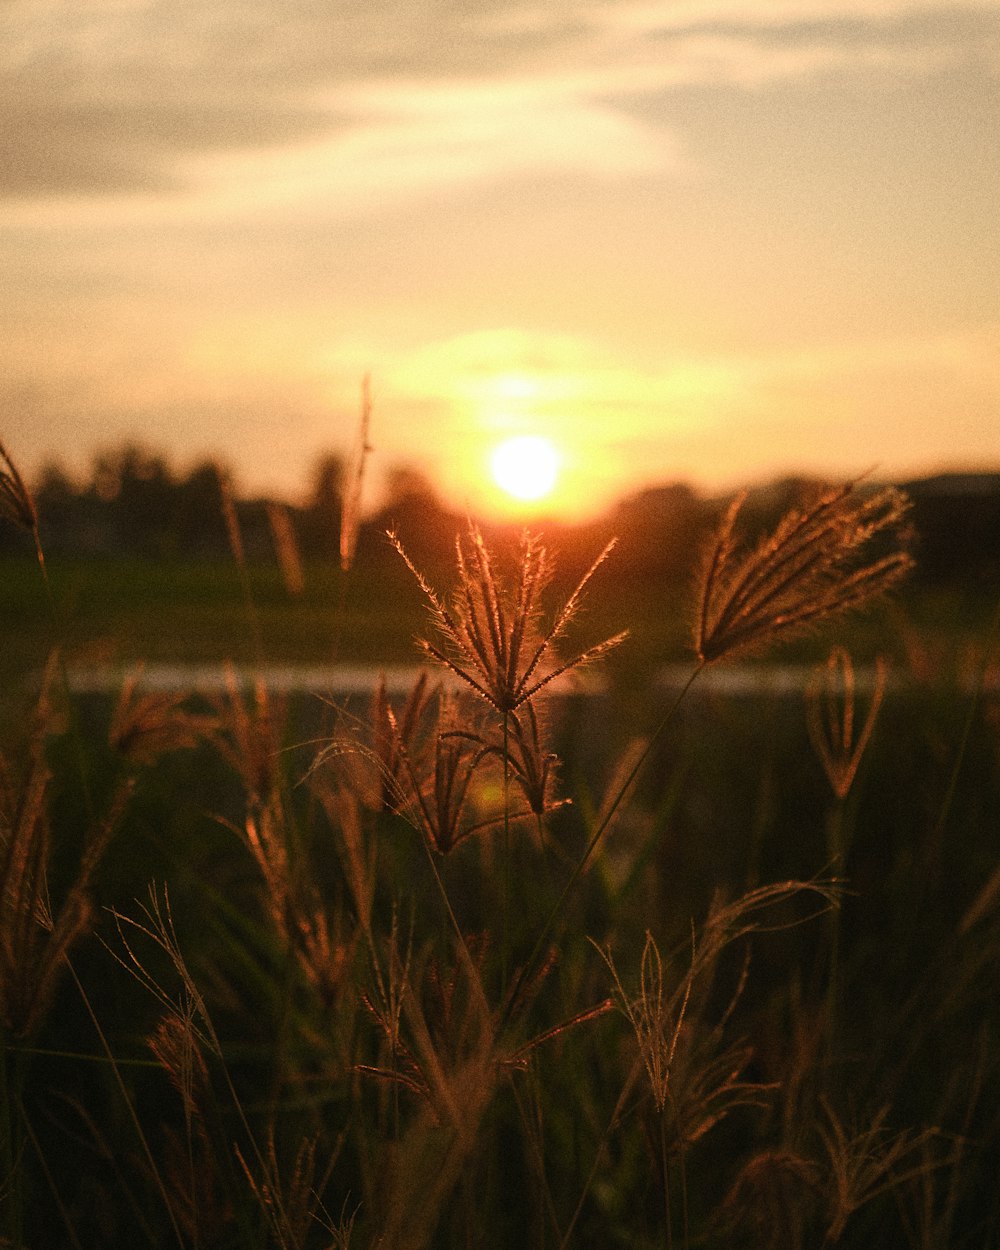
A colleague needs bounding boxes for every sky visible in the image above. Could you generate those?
[1,0,998,521]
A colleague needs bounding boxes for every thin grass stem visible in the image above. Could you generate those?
[20,1102,85,1250]
[924,595,1000,879]
[65,959,187,1250]
[501,664,703,1037]
[660,1107,673,1250]
[219,469,266,670]
[502,709,510,998]
[415,821,492,1024]
[24,502,96,822]
[559,1060,643,1250]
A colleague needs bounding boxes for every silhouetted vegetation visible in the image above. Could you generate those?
[12,443,1000,597]
[2,439,999,1247]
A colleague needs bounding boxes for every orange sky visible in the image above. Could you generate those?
[2,0,998,521]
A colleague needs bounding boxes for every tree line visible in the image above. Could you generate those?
[6,441,999,588]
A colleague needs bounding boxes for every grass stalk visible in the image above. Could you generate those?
[924,596,1000,880]
[501,664,703,1037]
[659,1108,673,1250]
[559,1060,642,1250]
[19,1105,85,1250]
[502,709,511,998]
[416,820,492,1025]
[0,1031,24,1250]
[219,469,266,669]
[824,801,846,1066]
[65,959,188,1250]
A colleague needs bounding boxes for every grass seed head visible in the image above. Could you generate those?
[805,647,888,801]
[388,690,495,854]
[391,521,626,715]
[210,665,285,805]
[695,480,915,664]
[0,749,128,1036]
[109,666,208,766]
[596,930,688,1114]
[0,440,38,533]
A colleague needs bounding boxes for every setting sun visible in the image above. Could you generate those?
[490,435,561,502]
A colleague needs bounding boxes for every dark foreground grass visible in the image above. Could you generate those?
[2,487,1000,1249]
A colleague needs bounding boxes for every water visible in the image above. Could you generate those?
[60,660,898,698]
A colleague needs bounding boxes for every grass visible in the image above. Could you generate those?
[2,458,1000,1248]
[0,551,991,689]
[0,556,431,688]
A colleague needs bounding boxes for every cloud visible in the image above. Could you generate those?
[180,77,685,218]
[1,0,995,209]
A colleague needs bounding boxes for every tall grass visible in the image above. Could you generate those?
[2,449,998,1249]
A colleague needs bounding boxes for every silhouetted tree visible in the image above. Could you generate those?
[12,440,1000,596]
[905,473,1000,585]
[610,482,711,582]
[362,465,461,579]
[173,460,229,557]
[86,444,176,556]
[299,452,344,559]
[23,461,76,553]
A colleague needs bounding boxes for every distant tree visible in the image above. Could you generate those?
[86,443,176,557]
[364,465,460,576]
[905,473,1000,585]
[610,482,711,581]
[29,461,78,552]
[173,460,229,557]
[300,452,344,559]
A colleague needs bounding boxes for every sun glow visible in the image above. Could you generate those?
[490,435,560,503]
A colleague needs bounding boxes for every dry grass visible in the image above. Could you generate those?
[696,480,914,663]
[1,666,130,1038]
[805,647,888,801]
[391,522,626,715]
[2,463,995,1250]
[0,441,37,535]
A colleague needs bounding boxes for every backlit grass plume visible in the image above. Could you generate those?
[695,480,914,664]
[390,522,626,715]
[0,440,37,534]
[806,647,888,801]
[0,750,131,1037]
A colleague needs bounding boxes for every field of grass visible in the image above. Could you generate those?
[2,476,1000,1248]
[1,544,993,684]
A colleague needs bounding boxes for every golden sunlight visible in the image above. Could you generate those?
[490,435,561,502]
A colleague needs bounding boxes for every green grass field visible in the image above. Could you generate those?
[2,549,991,678]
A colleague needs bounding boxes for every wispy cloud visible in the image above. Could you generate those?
[603,0,1000,28]
[2,0,995,212]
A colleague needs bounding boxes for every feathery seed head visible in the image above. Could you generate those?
[391,521,626,715]
[209,666,285,805]
[109,667,208,766]
[387,689,494,855]
[495,701,566,818]
[596,930,688,1114]
[695,480,914,664]
[0,441,38,533]
[806,647,888,801]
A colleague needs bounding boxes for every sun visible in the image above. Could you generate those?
[490,435,561,503]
